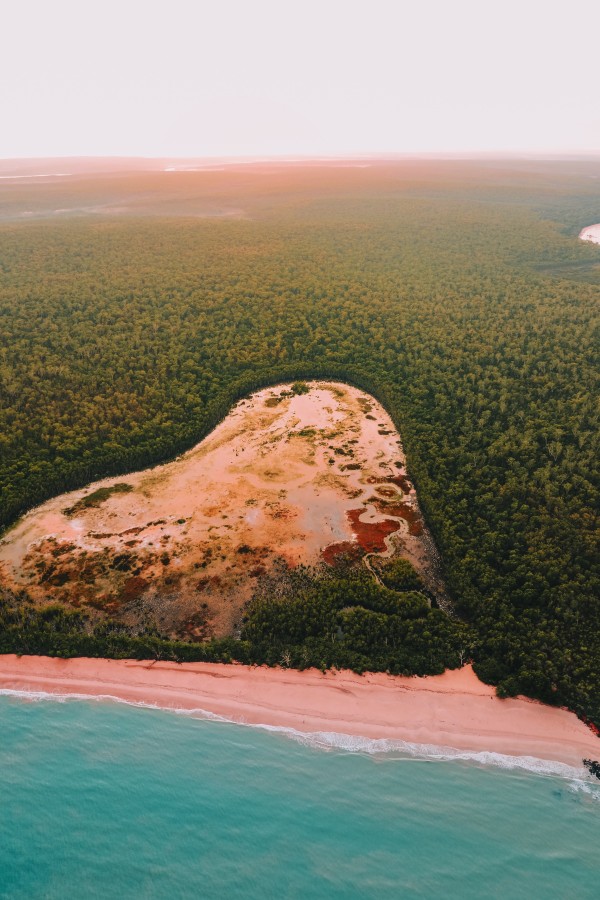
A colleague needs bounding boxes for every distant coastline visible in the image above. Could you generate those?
[579,223,600,245]
[0,655,597,771]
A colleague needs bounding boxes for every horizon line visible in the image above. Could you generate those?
[2,150,600,165]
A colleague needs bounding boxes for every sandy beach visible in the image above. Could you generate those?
[579,223,600,245]
[0,655,597,769]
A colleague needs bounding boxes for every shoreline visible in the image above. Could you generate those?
[579,223,600,245]
[0,655,598,770]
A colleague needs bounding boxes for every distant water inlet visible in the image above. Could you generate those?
[0,381,447,640]
[579,223,600,245]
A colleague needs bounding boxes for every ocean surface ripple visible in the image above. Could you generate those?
[0,694,599,899]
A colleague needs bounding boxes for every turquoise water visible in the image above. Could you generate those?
[0,695,599,899]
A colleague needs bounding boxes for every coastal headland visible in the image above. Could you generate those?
[0,655,597,769]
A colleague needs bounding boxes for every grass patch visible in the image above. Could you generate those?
[63,483,133,517]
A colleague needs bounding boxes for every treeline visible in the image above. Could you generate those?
[0,568,471,677]
[0,161,599,725]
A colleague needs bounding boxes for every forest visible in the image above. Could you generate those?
[0,159,598,725]
[0,564,469,677]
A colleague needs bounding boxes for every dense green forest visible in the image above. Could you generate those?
[0,564,469,676]
[0,160,598,724]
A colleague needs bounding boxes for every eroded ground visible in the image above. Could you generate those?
[0,382,447,638]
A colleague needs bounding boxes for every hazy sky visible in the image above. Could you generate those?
[2,0,598,158]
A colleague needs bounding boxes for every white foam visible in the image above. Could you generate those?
[0,173,72,179]
[252,724,592,780]
[163,166,226,173]
[2,687,597,790]
[568,779,600,802]
[0,687,228,722]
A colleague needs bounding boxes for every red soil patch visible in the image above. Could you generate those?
[379,502,424,536]
[321,541,363,566]
[121,576,149,601]
[347,509,400,552]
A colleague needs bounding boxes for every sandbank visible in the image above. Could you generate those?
[579,223,600,245]
[0,655,597,771]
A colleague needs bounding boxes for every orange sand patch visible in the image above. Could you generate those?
[0,381,446,633]
[0,655,597,769]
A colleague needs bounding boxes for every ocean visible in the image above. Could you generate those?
[1,694,599,899]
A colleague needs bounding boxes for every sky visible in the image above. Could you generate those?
[2,0,599,159]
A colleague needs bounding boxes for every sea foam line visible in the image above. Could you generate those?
[0,173,72,179]
[0,687,229,722]
[1,686,597,791]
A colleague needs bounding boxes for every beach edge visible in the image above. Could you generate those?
[0,655,598,770]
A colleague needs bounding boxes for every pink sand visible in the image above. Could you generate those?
[579,223,600,245]
[0,655,597,768]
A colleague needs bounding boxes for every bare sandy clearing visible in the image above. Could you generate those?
[579,224,600,245]
[0,382,445,638]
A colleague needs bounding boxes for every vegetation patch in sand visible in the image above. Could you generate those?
[63,483,133,517]
[0,382,446,640]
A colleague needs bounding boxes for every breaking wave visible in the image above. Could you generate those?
[1,686,596,792]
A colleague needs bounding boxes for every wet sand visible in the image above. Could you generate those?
[0,655,597,769]
[579,224,600,245]
[0,382,444,637]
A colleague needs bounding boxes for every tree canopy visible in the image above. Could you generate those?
[0,160,598,724]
